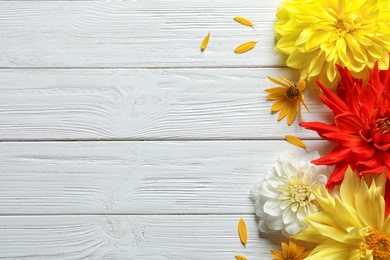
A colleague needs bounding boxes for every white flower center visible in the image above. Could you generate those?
[289,184,311,206]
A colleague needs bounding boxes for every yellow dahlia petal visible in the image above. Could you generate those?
[308,52,326,77]
[383,218,390,233]
[306,244,362,260]
[306,220,347,243]
[355,179,385,230]
[333,197,361,229]
[340,166,360,208]
[345,34,367,64]
[286,50,317,70]
[274,34,298,53]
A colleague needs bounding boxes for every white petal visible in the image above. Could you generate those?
[297,206,308,219]
[280,200,292,210]
[254,198,265,216]
[259,182,279,198]
[307,203,318,214]
[263,199,283,216]
[285,220,304,235]
[290,203,299,212]
[266,215,284,230]
[266,177,282,190]
[282,208,295,224]
[259,218,273,233]
[250,182,263,201]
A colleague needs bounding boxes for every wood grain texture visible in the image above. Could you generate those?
[0,0,334,258]
[0,68,332,140]
[0,140,333,214]
[0,214,286,259]
[0,0,285,68]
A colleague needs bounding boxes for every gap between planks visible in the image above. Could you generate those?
[0,138,322,142]
[0,66,289,70]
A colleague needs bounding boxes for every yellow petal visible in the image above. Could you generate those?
[233,16,254,27]
[285,135,307,148]
[267,76,290,88]
[200,32,210,52]
[235,255,247,260]
[234,41,258,54]
[238,218,247,246]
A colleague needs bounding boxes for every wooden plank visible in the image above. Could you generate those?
[0,140,333,214]
[0,68,332,140]
[0,0,284,68]
[0,214,285,259]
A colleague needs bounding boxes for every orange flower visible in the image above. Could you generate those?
[265,76,310,125]
[300,61,390,214]
[270,239,311,260]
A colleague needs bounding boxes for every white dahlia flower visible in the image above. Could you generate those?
[251,151,329,236]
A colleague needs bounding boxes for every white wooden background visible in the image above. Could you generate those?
[0,1,332,259]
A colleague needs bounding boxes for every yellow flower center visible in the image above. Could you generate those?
[289,184,311,206]
[365,230,390,259]
[334,14,362,36]
[286,86,299,101]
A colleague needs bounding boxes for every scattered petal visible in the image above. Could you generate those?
[238,218,248,246]
[286,135,307,149]
[233,16,254,27]
[235,255,247,260]
[234,41,258,54]
[200,32,210,52]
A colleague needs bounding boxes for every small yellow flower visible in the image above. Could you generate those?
[265,76,310,125]
[270,239,311,260]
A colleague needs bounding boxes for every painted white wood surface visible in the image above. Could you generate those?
[0,215,287,260]
[0,0,329,258]
[0,0,283,68]
[0,140,332,215]
[0,68,331,140]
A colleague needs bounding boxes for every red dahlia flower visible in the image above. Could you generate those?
[299,62,390,215]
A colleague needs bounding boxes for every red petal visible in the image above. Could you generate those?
[326,164,349,189]
[336,65,363,115]
[312,146,353,165]
[359,165,386,175]
[316,79,349,116]
[334,113,363,134]
[299,121,338,138]
[350,142,376,158]
[322,131,360,146]
[383,151,390,169]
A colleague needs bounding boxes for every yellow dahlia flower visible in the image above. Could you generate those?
[275,0,390,89]
[293,167,390,259]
